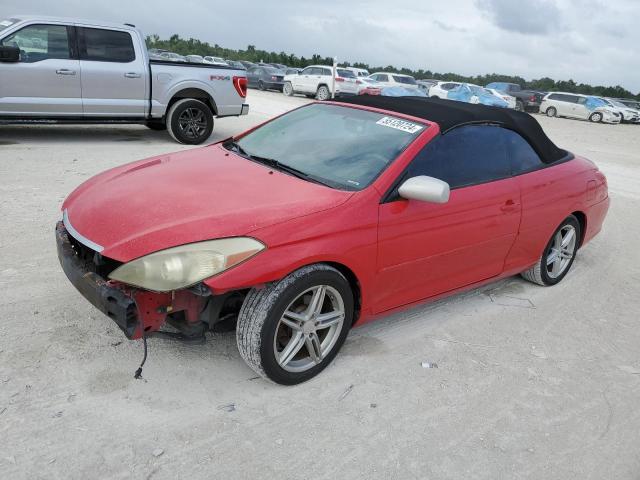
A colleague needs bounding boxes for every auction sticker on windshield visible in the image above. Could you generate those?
[376,117,424,134]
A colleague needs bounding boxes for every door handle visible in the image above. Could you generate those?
[500,199,519,212]
[124,72,141,78]
[56,69,76,75]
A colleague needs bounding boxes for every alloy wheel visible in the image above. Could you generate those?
[545,225,577,279]
[177,108,207,140]
[273,285,345,373]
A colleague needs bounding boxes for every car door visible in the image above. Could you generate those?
[573,96,591,120]
[77,26,147,117]
[294,67,313,92]
[374,125,521,313]
[0,23,82,115]
[558,95,579,118]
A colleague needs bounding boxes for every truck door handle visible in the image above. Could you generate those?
[56,69,76,75]
[124,72,141,78]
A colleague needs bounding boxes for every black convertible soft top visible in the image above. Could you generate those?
[334,95,570,164]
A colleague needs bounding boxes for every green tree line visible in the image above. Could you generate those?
[146,34,639,100]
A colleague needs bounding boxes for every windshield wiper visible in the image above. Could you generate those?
[224,140,331,187]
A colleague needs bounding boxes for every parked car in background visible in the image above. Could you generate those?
[601,98,640,123]
[285,67,301,75]
[160,52,186,62]
[148,48,168,60]
[345,67,370,77]
[369,72,419,90]
[268,63,287,70]
[485,82,544,112]
[428,81,462,98]
[540,93,621,124]
[357,77,383,95]
[487,88,517,109]
[247,65,285,91]
[417,79,437,94]
[56,96,609,384]
[0,16,249,144]
[185,55,204,63]
[446,84,509,108]
[283,65,359,100]
[615,98,640,110]
[239,60,256,69]
[203,56,227,65]
[225,60,246,70]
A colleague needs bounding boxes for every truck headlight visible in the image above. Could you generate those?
[108,237,265,292]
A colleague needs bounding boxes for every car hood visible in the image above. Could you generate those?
[62,144,353,261]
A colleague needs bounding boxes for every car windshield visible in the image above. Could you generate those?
[233,104,426,190]
[0,18,18,33]
[393,75,417,85]
[608,99,626,108]
[337,69,356,78]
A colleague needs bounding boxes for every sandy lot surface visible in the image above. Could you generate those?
[1,90,639,480]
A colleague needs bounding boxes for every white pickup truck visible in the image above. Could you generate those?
[0,16,249,144]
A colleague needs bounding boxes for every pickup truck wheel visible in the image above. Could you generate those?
[167,98,213,145]
[145,121,166,131]
[236,264,354,385]
[546,107,557,117]
[521,215,580,286]
[283,81,294,96]
[515,100,524,111]
[316,85,331,101]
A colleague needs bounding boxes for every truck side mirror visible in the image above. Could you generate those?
[0,45,20,62]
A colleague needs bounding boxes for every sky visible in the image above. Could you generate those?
[4,0,640,93]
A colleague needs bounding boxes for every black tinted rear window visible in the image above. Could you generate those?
[80,28,135,62]
[337,69,356,78]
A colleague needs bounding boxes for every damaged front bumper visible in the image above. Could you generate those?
[56,222,207,339]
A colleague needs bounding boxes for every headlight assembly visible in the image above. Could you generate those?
[108,237,265,292]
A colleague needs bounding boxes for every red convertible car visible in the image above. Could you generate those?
[56,96,609,384]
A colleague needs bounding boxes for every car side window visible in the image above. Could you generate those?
[1,24,71,63]
[504,129,544,175]
[406,125,510,189]
[79,27,135,63]
[322,68,332,76]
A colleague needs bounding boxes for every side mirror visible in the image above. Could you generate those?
[0,45,20,62]
[398,176,450,203]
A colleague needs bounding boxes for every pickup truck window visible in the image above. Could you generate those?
[1,24,71,62]
[79,27,135,63]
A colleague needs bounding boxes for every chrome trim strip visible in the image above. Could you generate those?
[62,209,104,252]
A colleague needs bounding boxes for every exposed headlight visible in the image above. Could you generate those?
[108,237,265,292]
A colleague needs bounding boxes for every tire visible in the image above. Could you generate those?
[546,107,557,118]
[589,112,603,123]
[515,100,524,112]
[283,81,294,96]
[236,264,354,385]
[145,121,166,131]
[521,215,581,286]
[258,80,266,91]
[166,98,214,145]
[316,85,331,101]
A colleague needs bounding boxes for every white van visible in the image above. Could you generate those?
[540,92,621,124]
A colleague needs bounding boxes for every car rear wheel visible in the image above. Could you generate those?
[167,98,214,145]
[589,112,603,123]
[236,264,354,385]
[316,85,331,101]
[546,107,557,117]
[258,80,266,91]
[521,215,581,286]
[283,81,294,96]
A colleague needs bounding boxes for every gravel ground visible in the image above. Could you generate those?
[1,90,639,480]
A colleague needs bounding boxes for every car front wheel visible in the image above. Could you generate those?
[521,215,581,286]
[589,112,603,123]
[283,82,294,96]
[167,98,214,145]
[236,264,353,385]
[515,100,524,111]
[546,107,557,117]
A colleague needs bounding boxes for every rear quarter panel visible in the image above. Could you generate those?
[150,63,246,117]
[505,156,606,272]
